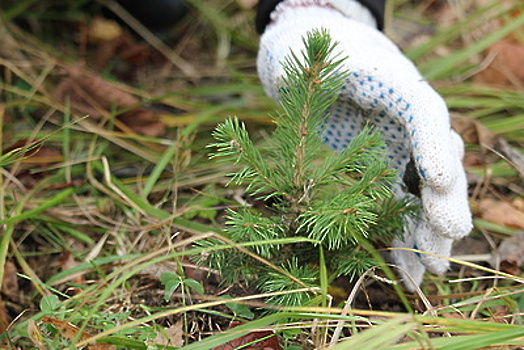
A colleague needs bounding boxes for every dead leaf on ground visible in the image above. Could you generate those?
[1,264,20,337]
[214,321,281,350]
[477,198,524,230]
[2,261,19,300]
[2,139,62,167]
[28,319,46,350]
[492,231,524,275]
[139,261,178,279]
[53,65,165,136]
[59,250,86,291]
[19,146,62,167]
[154,318,184,347]
[1,139,65,187]
[452,114,524,181]
[41,316,115,350]
[0,297,9,335]
[452,114,495,146]
[474,40,524,88]
[500,6,524,44]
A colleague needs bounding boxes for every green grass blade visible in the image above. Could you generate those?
[94,159,171,220]
[45,254,140,285]
[332,316,420,350]
[406,2,500,60]
[420,9,524,80]
[318,245,329,308]
[0,187,75,225]
[0,224,14,293]
[142,140,179,198]
[384,327,524,350]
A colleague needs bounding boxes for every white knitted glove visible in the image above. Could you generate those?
[257,0,473,290]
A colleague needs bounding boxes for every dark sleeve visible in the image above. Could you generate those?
[255,0,283,34]
[356,0,385,31]
[255,0,386,34]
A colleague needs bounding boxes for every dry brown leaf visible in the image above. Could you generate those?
[54,65,165,136]
[2,139,62,167]
[0,297,8,335]
[2,139,64,187]
[28,320,46,350]
[41,316,115,350]
[493,231,524,275]
[154,318,184,347]
[42,316,92,342]
[90,26,151,69]
[501,7,524,44]
[2,261,19,299]
[452,114,495,147]
[20,147,63,166]
[214,321,281,350]
[474,40,524,88]
[118,108,166,137]
[452,114,524,180]
[59,250,86,289]
[140,261,178,279]
[478,198,524,230]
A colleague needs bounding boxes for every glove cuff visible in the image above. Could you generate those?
[256,0,385,34]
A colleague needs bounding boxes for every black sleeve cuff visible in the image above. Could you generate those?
[255,0,283,34]
[357,0,385,31]
[255,0,386,34]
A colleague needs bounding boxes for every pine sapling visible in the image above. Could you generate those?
[202,28,413,308]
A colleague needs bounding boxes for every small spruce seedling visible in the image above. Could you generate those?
[205,29,411,308]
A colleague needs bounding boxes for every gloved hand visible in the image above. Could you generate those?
[256,0,473,290]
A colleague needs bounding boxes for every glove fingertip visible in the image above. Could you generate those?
[421,185,473,240]
[391,239,426,292]
[394,264,425,292]
[422,257,450,276]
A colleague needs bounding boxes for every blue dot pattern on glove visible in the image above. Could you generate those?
[322,72,418,177]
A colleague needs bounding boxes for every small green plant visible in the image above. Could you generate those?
[160,271,205,302]
[31,292,160,348]
[203,29,412,308]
